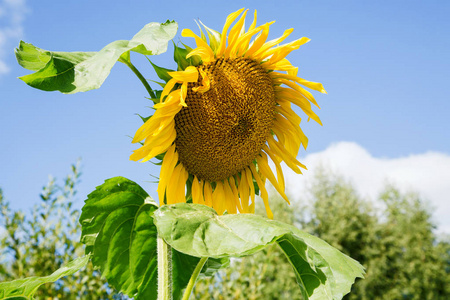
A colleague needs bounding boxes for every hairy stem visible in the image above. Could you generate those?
[157,236,172,300]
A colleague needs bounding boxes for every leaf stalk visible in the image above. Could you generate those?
[120,56,157,99]
[182,257,208,300]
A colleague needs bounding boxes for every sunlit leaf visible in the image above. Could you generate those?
[0,256,89,300]
[79,177,224,300]
[148,59,174,82]
[154,204,364,300]
[173,43,201,70]
[79,177,159,299]
[16,21,177,94]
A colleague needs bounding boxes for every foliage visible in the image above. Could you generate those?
[194,169,450,300]
[16,21,177,94]
[12,18,364,300]
[155,204,364,300]
[0,162,120,299]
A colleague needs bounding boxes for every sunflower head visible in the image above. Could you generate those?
[131,8,326,219]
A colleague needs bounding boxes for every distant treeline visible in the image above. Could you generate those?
[1,165,449,299]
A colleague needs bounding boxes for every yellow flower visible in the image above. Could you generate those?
[131,8,326,218]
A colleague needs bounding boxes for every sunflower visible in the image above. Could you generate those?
[130,8,326,219]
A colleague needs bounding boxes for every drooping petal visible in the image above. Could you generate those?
[223,180,237,214]
[212,181,226,215]
[262,144,285,191]
[249,163,273,219]
[229,177,244,213]
[256,153,290,204]
[204,181,213,207]
[238,173,250,212]
[271,72,327,94]
[157,145,178,204]
[192,176,204,204]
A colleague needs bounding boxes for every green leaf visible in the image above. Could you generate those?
[16,21,177,94]
[154,204,365,300]
[173,42,201,70]
[79,177,222,300]
[80,177,159,299]
[0,256,89,300]
[148,59,174,82]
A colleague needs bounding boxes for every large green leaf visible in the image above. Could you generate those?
[16,21,177,94]
[79,177,226,300]
[153,204,365,300]
[0,256,89,300]
[80,177,159,299]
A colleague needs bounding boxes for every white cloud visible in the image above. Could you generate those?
[0,0,28,75]
[280,142,450,233]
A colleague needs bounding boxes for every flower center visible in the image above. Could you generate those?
[174,57,275,182]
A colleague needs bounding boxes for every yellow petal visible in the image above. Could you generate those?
[262,144,285,191]
[267,135,306,174]
[192,176,204,204]
[275,86,322,125]
[133,123,176,162]
[271,72,327,94]
[225,9,248,58]
[166,163,182,204]
[181,29,215,62]
[212,181,226,215]
[236,176,247,213]
[249,163,273,219]
[232,25,264,56]
[248,10,257,31]
[192,68,210,93]
[216,8,246,57]
[243,168,255,212]
[167,66,199,82]
[263,37,310,66]
[204,181,213,207]
[257,153,290,204]
[157,145,178,204]
[223,180,237,214]
[245,22,272,57]
[252,28,294,61]
[176,164,189,203]
[229,178,243,213]
[277,107,308,149]
[198,20,221,52]
[160,78,177,102]
[268,58,297,73]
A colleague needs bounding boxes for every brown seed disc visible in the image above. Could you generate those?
[174,57,275,182]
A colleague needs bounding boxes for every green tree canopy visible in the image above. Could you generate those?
[0,162,120,299]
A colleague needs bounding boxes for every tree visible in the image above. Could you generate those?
[301,170,450,299]
[0,162,120,299]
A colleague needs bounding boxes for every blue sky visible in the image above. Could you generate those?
[1,1,449,230]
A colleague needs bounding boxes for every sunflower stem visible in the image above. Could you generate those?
[157,236,172,300]
[181,257,208,300]
[120,56,156,99]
